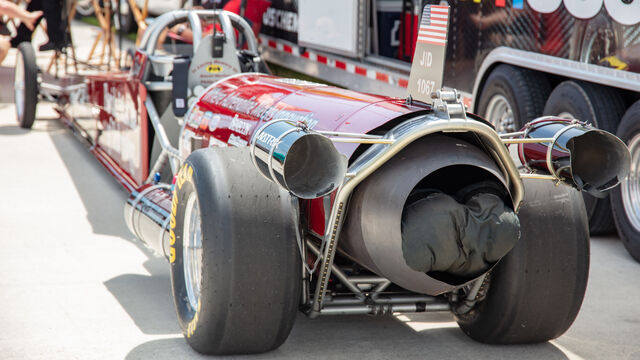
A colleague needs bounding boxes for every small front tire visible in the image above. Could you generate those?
[14,42,38,129]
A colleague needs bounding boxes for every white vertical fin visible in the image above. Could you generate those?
[407,4,451,103]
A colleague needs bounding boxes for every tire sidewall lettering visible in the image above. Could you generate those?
[170,164,193,264]
[170,162,200,337]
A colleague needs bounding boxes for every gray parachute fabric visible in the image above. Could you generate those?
[401,192,520,279]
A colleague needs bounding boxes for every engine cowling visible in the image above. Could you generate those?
[340,134,520,294]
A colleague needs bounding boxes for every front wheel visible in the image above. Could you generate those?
[170,147,301,355]
[15,42,38,129]
[455,179,589,343]
[611,101,640,262]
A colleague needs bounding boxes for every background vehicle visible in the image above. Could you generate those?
[258,0,640,262]
[13,6,631,356]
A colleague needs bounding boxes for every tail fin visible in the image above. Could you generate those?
[407,4,451,103]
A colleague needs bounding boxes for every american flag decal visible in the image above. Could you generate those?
[417,5,450,46]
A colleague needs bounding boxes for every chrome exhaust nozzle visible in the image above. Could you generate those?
[250,119,348,199]
[517,117,631,197]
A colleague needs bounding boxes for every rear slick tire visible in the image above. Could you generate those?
[169,147,301,355]
[455,179,589,344]
[543,80,625,235]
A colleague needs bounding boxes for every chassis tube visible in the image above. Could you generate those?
[144,97,182,174]
[320,302,450,316]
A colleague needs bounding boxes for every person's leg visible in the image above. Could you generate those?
[0,0,42,30]
[41,0,65,47]
[10,0,43,48]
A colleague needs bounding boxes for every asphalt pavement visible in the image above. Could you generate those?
[0,20,639,360]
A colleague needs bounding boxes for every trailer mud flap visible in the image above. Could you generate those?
[401,192,520,282]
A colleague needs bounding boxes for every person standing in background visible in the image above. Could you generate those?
[10,0,65,51]
[0,0,42,64]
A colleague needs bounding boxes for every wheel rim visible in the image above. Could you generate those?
[484,94,515,133]
[14,51,25,121]
[621,133,640,232]
[76,0,94,16]
[183,192,203,311]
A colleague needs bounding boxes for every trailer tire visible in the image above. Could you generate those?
[170,147,301,355]
[455,179,589,344]
[477,64,550,133]
[14,42,38,129]
[611,101,640,262]
[543,80,625,235]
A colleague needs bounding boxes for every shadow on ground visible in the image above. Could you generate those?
[125,312,570,360]
[103,270,179,336]
[43,102,182,337]
[46,110,132,239]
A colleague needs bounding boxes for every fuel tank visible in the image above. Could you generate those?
[179,73,429,159]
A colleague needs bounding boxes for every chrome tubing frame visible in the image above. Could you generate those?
[306,239,451,316]
[144,97,183,181]
[499,120,584,182]
[305,113,524,317]
[139,10,258,58]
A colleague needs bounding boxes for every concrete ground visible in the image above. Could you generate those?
[0,20,639,360]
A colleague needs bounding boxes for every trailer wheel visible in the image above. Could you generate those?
[14,42,38,129]
[170,147,301,355]
[455,179,589,344]
[611,101,640,262]
[543,80,625,235]
[477,64,550,133]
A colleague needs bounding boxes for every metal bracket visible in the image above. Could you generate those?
[431,89,467,121]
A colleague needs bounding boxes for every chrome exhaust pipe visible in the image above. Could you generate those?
[123,184,172,258]
[516,117,631,197]
[250,119,348,199]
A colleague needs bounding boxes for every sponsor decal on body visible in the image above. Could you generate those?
[206,64,224,73]
[208,114,221,132]
[228,133,249,147]
[229,114,252,135]
[200,88,320,128]
[208,136,228,147]
[255,131,281,148]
